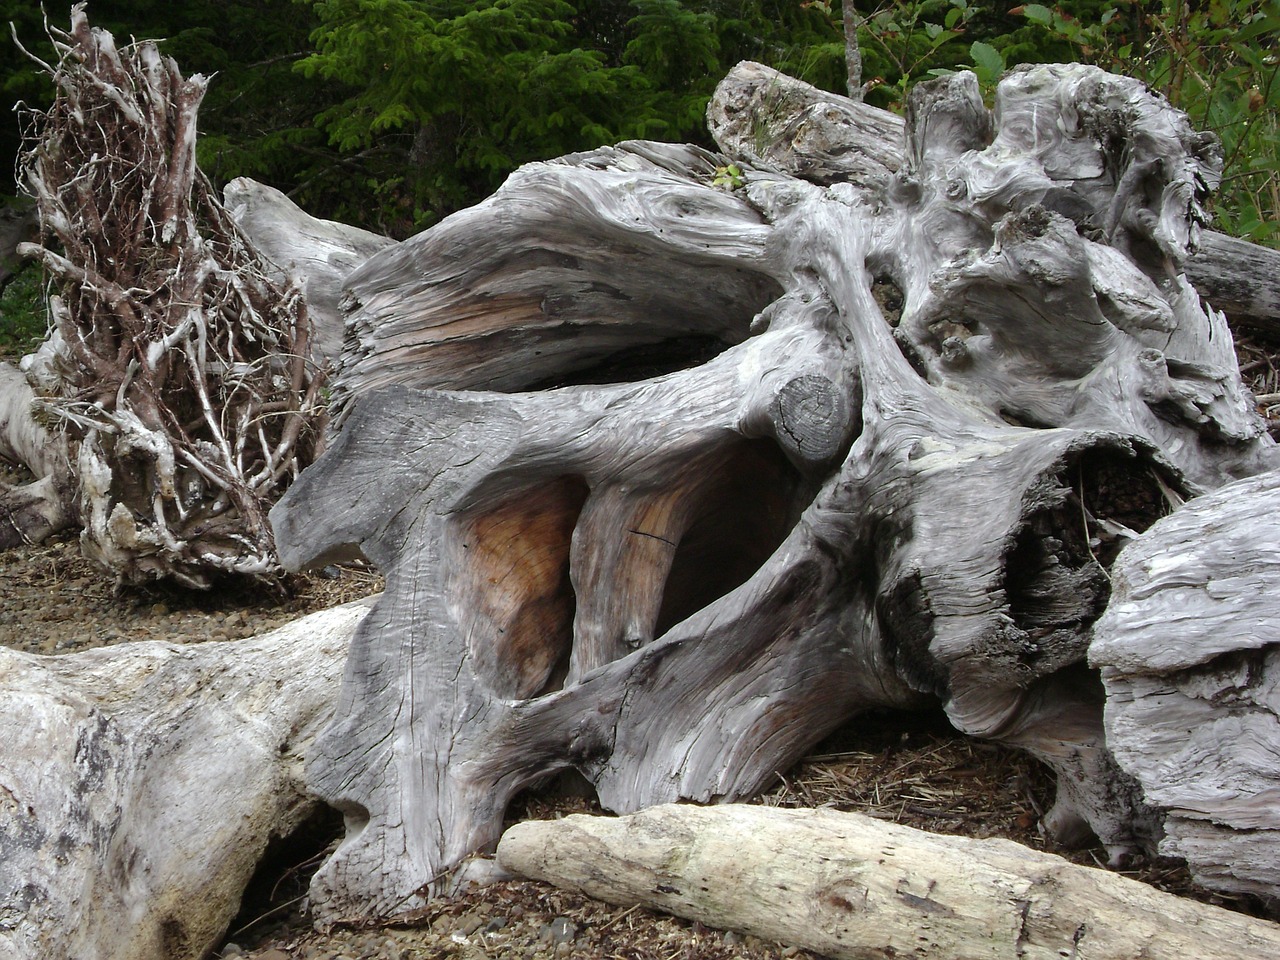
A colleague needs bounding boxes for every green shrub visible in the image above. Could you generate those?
[0,262,48,358]
[1017,0,1280,246]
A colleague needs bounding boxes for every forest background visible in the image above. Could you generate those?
[1,0,1277,353]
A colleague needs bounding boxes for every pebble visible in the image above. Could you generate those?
[546,916,577,945]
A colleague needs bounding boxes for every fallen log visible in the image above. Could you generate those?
[222,177,397,364]
[273,61,1277,920]
[1092,468,1280,905]
[497,803,1280,960]
[0,598,368,960]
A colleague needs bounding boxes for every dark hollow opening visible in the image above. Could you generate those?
[217,802,344,952]
[653,438,808,637]
[1005,446,1180,671]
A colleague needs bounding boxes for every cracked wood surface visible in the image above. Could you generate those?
[273,62,1278,920]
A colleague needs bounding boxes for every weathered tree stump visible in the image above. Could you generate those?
[272,61,1278,920]
[1092,468,1280,906]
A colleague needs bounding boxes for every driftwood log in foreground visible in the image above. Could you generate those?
[273,61,1278,920]
[1093,469,1280,906]
[5,9,326,584]
[498,804,1280,960]
[0,600,368,960]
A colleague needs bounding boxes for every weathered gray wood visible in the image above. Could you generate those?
[273,61,1278,922]
[497,804,1280,960]
[223,177,397,363]
[0,599,368,960]
[1187,231,1280,331]
[708,61,1280,328]
[328,141,782,417]
[0,361,74,546]
[705,60,903,189]
[1091,468,1280,904]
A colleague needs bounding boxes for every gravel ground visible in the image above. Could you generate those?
[0,514,1267,960]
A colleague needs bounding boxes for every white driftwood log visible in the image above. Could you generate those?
[273,61,1278,920]
[1091,468,1280,905]
[222,178,397,363]
[0,360,74,546]
[0,599,368,960]
[497,803,1280,960]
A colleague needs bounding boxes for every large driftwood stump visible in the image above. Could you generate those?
[0,600,368,960]
[497,804,1280,960]
[273,60,1277,921]
[1092,469,1280,905]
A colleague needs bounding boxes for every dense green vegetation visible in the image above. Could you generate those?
[0,262,44,356]
[1,1,1276,241]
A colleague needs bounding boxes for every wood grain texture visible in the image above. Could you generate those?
[1092,469,1280,902]
[223,177,397,364]
[272,63,1278,919]
[497,804,1280,960]
[0,361,74,546]
[0,599,369,960]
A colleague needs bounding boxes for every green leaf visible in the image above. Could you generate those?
[969,40,1005,85]
[1021,4,1053,27]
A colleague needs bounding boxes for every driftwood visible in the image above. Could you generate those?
[272,60,1278,921]
[0,361,73,546]
[8,8,326,585]
[1092,469,1280,905]
[497,803,1280,960]
[221,178,398,363]
[0,599,368,960]
[1187,231,1280,332]
[705,61,1280,330]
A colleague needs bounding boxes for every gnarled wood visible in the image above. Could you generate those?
[708,61,1280,328]
[0,599,368,960]
[1092,468,1280,905]
[498,804,1280,960]
[273,61,1277,921]
[13,8,326,585]
[222,178,397,363]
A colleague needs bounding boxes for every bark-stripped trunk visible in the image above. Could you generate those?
[498,804,1280,960]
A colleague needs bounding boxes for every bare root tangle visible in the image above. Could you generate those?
[13,6,326,586]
